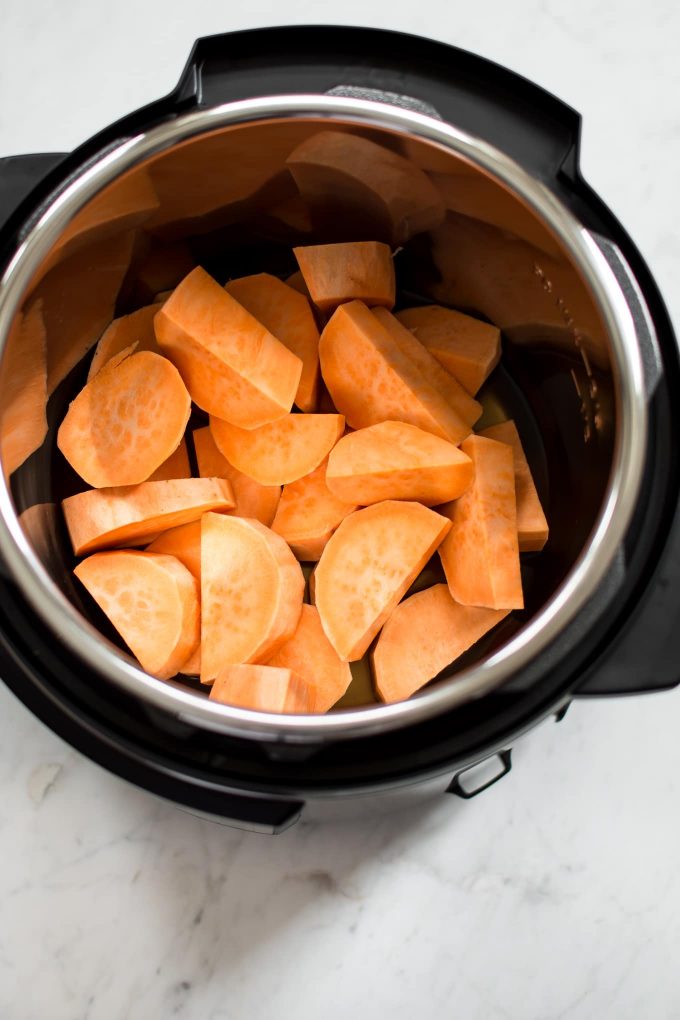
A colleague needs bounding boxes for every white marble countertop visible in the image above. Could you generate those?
[2,3,680,1018]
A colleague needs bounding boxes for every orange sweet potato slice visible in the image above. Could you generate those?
[210,664,313,713]
[293,241,395,312]
[154,266,302,427]
[180,645,201,677]
[193,426,281,527]
[286,270,311,299]
[57,350,191,489]
[0,300,48,478]
[372,583,510,702]
[314,501,451,660]
[58,350,191,487]
[480,420,549,551]
[268,604,352,712]
[286,131,445,245]
[88,302,162,380]
[74,550,199,680]
[63,477,234,556]
[271,456,356,561]
[372,307,481,425]
[225,272,320,412]
[319,301,470,444]
[316,382,338,415]
[146,438,191,482]
[146,519,201,578]
[397,305,501,395]
[200,513,304,682]
[210,413,345,487]
[438,435,523,609]
[146,518,202,680]
[91,342,138,376]
[325,421,473,506]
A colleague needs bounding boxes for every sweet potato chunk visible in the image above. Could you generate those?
[146,438,191,482]
[210,413,344,487]
[286,270,311,298]
[439,435,523,609]
[314,501,451,660]
[74,550,199,680]
[58,351,191,487]
[225,273,320,412]
[480,420,549,551]
[372,307,481,425]
[319,301,470,444]
[88,302,162,380]
[268,605,352,711]
[180,645,201,677]
[210,664,313,713]
[372,583,510,702]
[326,421,473,506]
[155,266,302,428]
[193,426,281,527]
[293,241,395,312]
[146,518,202,680]
[271,456,356,560]
[63,477,234,556]
[200,513,304,683]
[397,305,501,395]
[146,519,201,578]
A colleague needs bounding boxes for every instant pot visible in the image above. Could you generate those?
[1,26,679,832]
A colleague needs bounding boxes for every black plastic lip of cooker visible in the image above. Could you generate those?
[0,27,679,826]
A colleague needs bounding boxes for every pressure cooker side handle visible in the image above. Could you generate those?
[0,153,67,234]
[574,235,680,697]
[574,502,680,696]
[575,456,680,697]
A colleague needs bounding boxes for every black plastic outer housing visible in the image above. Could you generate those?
[0,27,679,832]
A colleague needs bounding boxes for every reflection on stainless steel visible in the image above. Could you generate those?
[17,502,63,581]
[126,237,195,306]
[426,212,608,366]
[142,121,315,238]
[396,133,482,174]
[286,130,445,245]
[36,167,159,281]
[0,299,47,480]
[0,96,649,741]
[429,171,564,257]
[34,230,136,395]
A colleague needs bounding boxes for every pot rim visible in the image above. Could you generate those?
[0,95,648,742]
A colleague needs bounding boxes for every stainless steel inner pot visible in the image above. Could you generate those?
[0,96,648,741]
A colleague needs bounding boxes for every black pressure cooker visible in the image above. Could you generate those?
[0,26,678,831]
